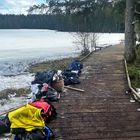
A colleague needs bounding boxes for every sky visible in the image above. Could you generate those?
[0,0,47,15]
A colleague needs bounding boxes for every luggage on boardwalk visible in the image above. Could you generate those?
[62,60,83,85]
[32,70,57,84]
[36,86,60,102]
[44,87,60,102]
[30,83,60,102]
[62,69,78,77]
[30,100,57,123]
[0,115,10,134]
[8,104,55,140]
[51,79,64,92]
[63,76,80,86]
[8,104,45,132]
[13,126,54,140]
[67,59,83,74]
[31,70,63,101]
[62,70,80,86]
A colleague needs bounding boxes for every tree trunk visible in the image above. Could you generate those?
[125,0,136,63]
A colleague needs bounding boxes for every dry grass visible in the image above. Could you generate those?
[28,57,74,73]
[0,88,30,100]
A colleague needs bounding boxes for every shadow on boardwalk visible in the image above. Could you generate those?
[50,44,140,140]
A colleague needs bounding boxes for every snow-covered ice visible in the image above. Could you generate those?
[0,74,34,91]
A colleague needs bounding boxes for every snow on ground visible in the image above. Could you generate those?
[0,74,33,115]
[0,96,27,114]
[96,33,124,46]
[0,74,34,91]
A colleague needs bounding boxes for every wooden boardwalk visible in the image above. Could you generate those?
[50,44,140,140]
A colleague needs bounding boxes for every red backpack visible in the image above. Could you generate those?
[30,100,57,123]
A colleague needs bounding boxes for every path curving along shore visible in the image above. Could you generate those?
[49,44,140,140]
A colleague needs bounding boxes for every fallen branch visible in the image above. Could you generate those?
[124,59,140,101]
[135,4,140,15]
[64,86,84,92]
[79,51,93,62]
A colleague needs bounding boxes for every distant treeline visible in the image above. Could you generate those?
[0,0,125,32]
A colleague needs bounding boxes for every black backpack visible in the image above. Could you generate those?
[13,126,54,140]
[32,70,57,84]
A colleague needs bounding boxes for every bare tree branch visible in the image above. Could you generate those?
[135,5,140,15]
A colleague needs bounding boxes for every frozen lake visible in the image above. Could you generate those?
[0,29,77,62]
[0,29,124,91]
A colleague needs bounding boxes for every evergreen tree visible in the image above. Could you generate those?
[125,0,136,63]
[0,0,126,32]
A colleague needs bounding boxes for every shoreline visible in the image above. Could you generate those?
[0,44,111,100]
[0,43,116,102]
[28,57,75,73]
[0,56,79,100]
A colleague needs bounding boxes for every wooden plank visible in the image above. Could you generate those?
[64,86,85,92]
